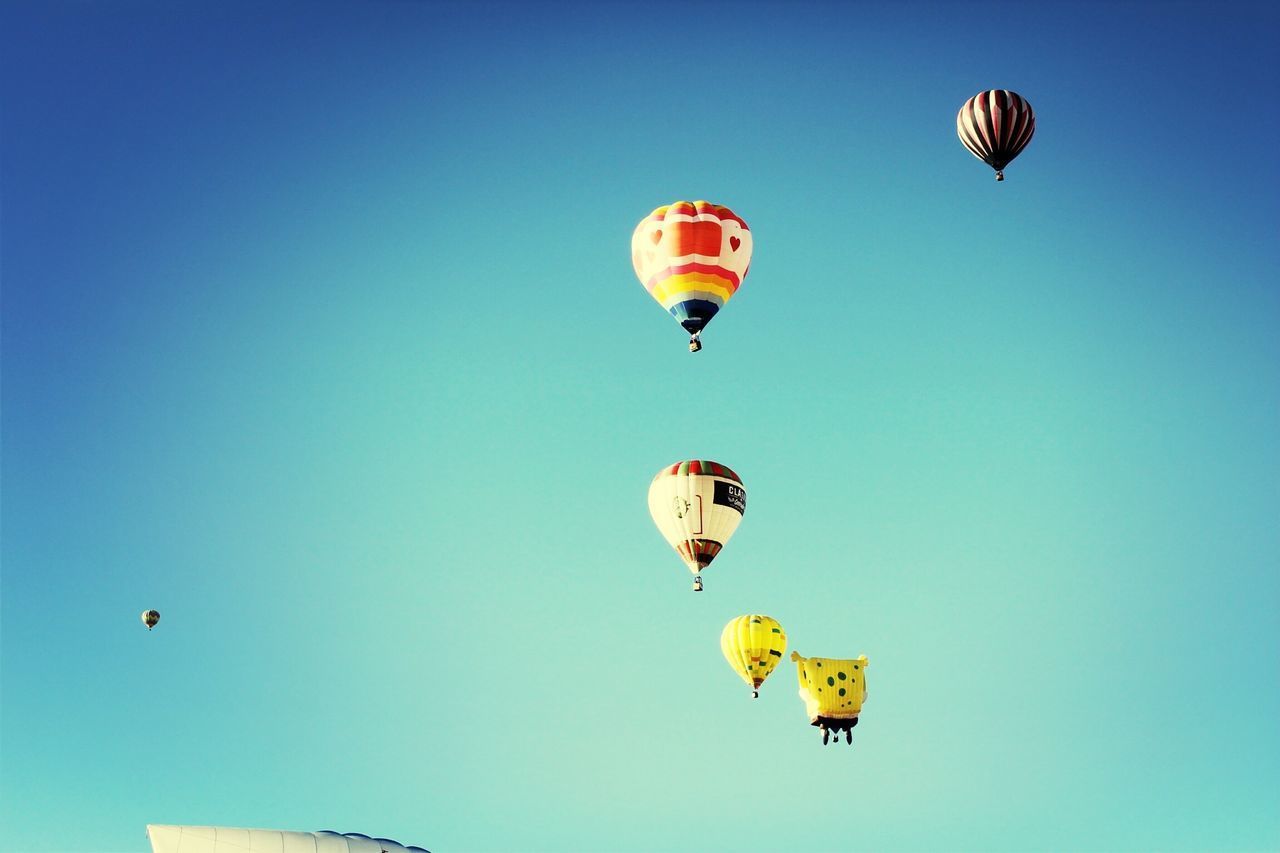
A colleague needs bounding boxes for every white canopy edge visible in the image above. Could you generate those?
[146,825,428,853]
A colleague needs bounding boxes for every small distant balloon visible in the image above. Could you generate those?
[957,90,1035,181]
[721,615,787,698]
[141,610,160,631]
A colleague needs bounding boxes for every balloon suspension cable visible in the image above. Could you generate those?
[692,574,704,592]
[689,334,702,353]
[996,170,1005,182]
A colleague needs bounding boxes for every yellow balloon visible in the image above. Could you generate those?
[141,610,160,631]
[791,651,868,746]
[720,615,787,698]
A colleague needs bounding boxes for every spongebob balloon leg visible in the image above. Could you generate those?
[791,651,868,746]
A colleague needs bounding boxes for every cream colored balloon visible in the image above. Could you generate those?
[647,460,746,591]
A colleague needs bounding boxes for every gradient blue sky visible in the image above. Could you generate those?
[3,2,1278,851]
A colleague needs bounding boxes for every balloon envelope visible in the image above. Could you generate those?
[956,90,1035,180]
[141,610,160,630]
[791,651,868,723]
[631,201,752,343]
[721,615,787,696]
[146,826,429,853]
[648,460,746,587]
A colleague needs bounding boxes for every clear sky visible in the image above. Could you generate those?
[3,2,1278,851]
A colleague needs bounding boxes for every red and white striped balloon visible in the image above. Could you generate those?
[957,89,1035,181]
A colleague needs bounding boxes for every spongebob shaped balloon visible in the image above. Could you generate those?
[792,651,868,745]
[631,200,752,352]
[721,615,787,698]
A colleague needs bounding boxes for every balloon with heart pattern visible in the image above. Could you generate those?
[631,200,752,352]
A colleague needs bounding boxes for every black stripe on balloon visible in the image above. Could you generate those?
[958,103,988,160]
[963,99,988,158]
[1003,92,1024,155]
[1001,105,1033,168]
[959,130,986,162]
[998,90,1016,153]
[992,91,1016,168]
[959,99,991,162]
[990,90,1005,153]
[1010,106,1035,158]
[990,91,1022,170]
[979,92,1000,166]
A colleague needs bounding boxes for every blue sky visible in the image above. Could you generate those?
[2,1,1278,851]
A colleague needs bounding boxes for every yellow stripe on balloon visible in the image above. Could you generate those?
[651,272,736,303]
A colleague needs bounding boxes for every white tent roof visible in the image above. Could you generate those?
[146,825,429,853]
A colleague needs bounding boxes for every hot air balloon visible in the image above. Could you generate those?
[791,651,868,745]
[721,615,787,698]
[956,90,1035,181]
[648,460,746,591]
[631,200,752,352]
[146,826,430,853]
[141,610,160,631]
